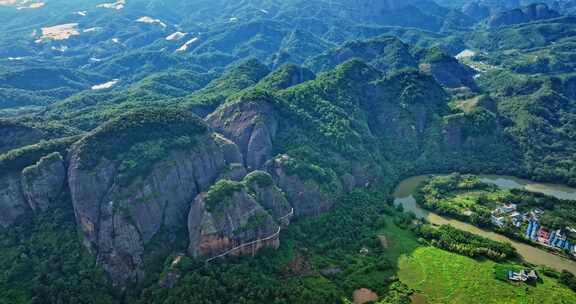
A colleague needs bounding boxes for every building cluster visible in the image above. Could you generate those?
[525,220,575,254]
[490,203,523,228]
[490,203,576,256]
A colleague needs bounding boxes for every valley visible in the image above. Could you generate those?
[1,0,576,303]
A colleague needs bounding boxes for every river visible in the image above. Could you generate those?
[393,175,576,274]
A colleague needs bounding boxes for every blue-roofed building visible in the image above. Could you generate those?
[530,221,539,241]
[549,231,557,246]
[549,229,568,249]
[526,220,534,239]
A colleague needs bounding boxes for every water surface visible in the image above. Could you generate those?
[393,175,576,274]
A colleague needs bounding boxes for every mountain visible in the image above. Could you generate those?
[488,3,561,27]
[1,1,576,303]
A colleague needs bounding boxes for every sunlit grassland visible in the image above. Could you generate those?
[398,246,576,304]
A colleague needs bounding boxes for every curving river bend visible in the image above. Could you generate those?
[393,175,576,274]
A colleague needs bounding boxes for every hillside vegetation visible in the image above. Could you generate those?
[1,0,576,303]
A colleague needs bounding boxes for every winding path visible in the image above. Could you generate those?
[205,208,294,262]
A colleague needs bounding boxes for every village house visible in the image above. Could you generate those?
[493,203,517,217]
[491,214,506,227]
[537,228,550,244]
[509,212,522,227]
[526,219,540,241]
[525,220,575,253]
[508,269,538,282]
[491,204,522,228]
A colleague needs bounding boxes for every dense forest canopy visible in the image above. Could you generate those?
[1,0,576,303]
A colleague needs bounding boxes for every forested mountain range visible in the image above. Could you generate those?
[1,0,576,303]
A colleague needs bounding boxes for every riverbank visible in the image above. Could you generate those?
[393,174,576,274]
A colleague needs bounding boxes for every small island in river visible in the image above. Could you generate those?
[415,173,576,260]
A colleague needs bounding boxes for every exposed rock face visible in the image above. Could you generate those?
[0,151,67,227]
[266,155,336,217]
[488,3,560,27]
[217,163,248,182]
[188,181,280,259]
[207,96,278,171]
[68,133,243,285]
[0,172,28,228]
[21,152,66,213]
[244,171,293,226]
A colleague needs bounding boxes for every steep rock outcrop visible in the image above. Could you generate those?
[21,152,66,213]
[244,171,293,226]
[0,172,28,228]
[207,95,278,171]
[265,155,337,217]
[188,180,280,259]
[0,139,73,228]
[68,109,243,285]
[217,163,248,182]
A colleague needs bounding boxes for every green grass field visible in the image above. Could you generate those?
[379,221,422,263]
[397,246,576,304]
[440,189,508,214]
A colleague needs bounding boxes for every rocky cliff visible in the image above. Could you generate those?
[0,57,524,288]
[188,179,281,259]
[67,109,244,285]
[0,172,28,228]
[207,94,278,171]
[244,171,293,226]
[0,148,67,228]
[21,152,66,213]
[266,155,337,217]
